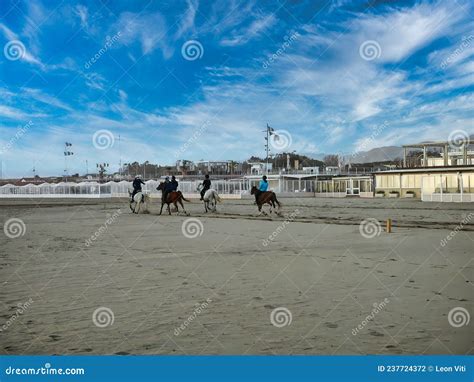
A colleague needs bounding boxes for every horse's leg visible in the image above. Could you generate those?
[167,203,171,215]
[159,202,164,215]
[136,201,141,214]
[173,201,179,215]
[178,198,187,215]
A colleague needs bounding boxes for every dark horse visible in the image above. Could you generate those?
[156,182,190,215]
[250,186,281,215]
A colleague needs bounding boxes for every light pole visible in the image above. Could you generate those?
[64,142,73,181]
[96,163,109,183]
[264,124,279,174]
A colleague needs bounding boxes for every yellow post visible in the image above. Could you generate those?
[386,219,392,233]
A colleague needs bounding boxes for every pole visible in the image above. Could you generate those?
[266,124,269,175]
[118,134,122,178]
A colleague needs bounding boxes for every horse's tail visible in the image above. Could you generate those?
[274,193,281,208]
[179,192,191,202]
[215,191,222,203]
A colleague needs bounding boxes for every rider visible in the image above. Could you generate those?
[163,175,178,203]
[255,175,268,203]
[131,175,145,201]
[200,174,211,201]
[159,176,170,202]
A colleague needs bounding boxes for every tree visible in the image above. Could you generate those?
[323,154,339,166]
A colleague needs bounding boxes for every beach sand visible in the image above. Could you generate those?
[0,197,473,355]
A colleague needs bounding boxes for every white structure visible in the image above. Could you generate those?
[315,176,373,198]
[249,162,272,175]
[302,167,319,174]
[375,166,474,202]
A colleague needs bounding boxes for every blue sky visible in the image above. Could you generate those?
[0,0,473,177]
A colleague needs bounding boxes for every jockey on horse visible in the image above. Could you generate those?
[254,175,269,203]
[162,175,178,203]
[251,175,281,215]
[156,176,190,215]
[131,175,145,202]
[199,174,211,201]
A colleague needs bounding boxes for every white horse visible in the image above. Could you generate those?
[128,190,150,214]
[198,185,222,212]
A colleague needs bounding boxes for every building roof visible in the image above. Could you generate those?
[402,140,471,148]
[374,166,474,174]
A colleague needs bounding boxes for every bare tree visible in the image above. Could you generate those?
[323,154,339,166]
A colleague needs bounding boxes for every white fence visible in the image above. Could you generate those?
[421,175,474,202]
[0,178,374,199]
[0,180,250,198]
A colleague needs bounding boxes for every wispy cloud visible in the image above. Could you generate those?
[220,13,277,46]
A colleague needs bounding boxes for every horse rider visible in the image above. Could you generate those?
[131,175,145,201]
[163,175,178,203]
[200,174,211,201]
[255,175,268,203]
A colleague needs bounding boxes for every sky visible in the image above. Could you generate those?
[0,0,473,178]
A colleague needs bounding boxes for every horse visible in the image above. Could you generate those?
[250,186,281,216]
[202,188,222,213]
[156,182,190,215]
[128,190,149,214]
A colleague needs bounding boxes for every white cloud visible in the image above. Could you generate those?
[74,5,89,29]
[113,12,172,58]
[354,2,464,63]
[174,0,199,39]
[220,14,277,46]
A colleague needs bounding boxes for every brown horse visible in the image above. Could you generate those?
[156,182,191,215]
[250,186,281,215]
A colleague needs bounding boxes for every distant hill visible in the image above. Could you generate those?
[347,146,403,164]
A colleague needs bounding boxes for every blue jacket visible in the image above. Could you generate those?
[259,180,268,192]
[166,180,178,191]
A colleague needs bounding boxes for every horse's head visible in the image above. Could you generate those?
[157,182,165,191]
[250,186,258,195]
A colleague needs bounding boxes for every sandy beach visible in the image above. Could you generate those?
[1,197,473,355]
